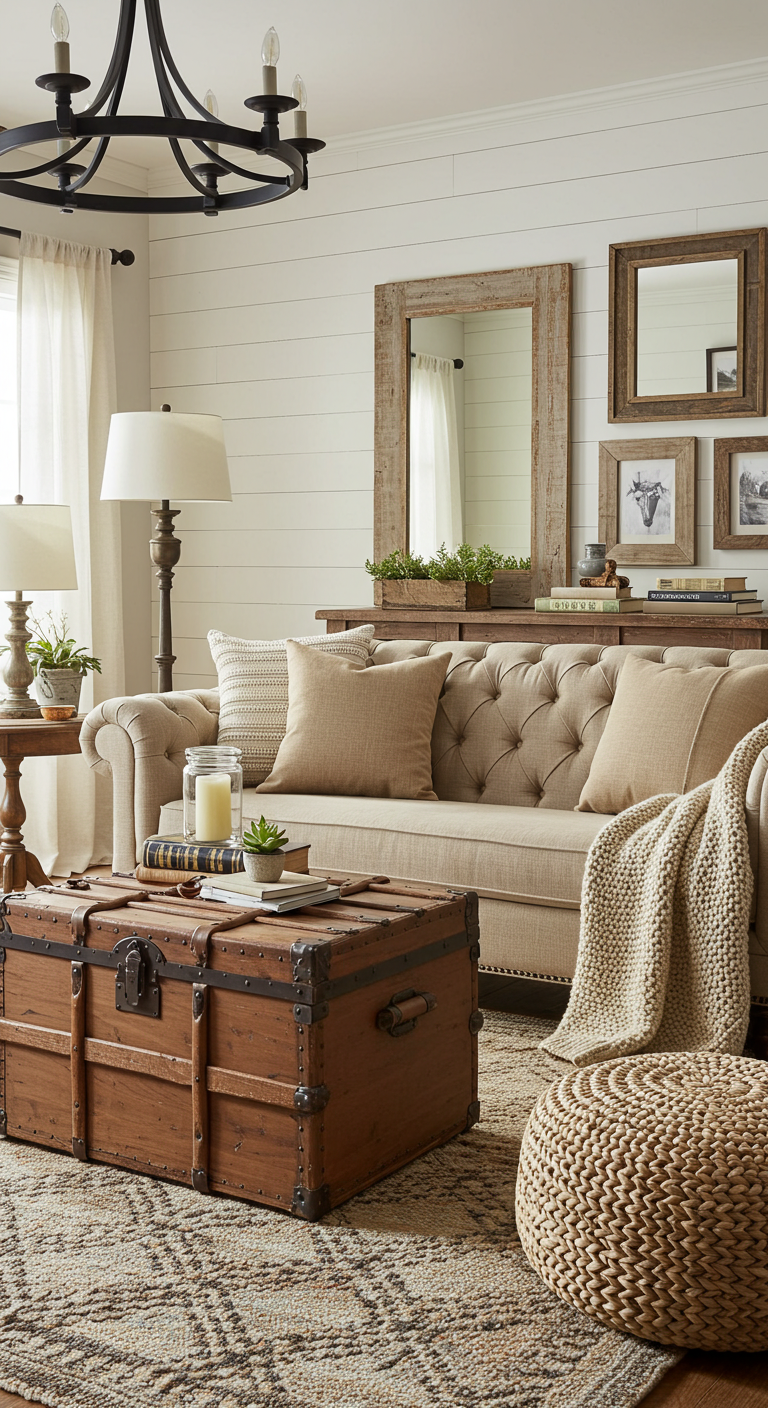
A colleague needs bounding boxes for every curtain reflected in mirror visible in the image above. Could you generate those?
[409,354,463,557]
[408,307,532,559]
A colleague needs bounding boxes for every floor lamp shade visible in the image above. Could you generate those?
[100,410,232,694]
[100,412,232,502]
[0,503,78,592]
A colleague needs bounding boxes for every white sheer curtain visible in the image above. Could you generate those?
[17,233,124,875]
[409,352,463,558]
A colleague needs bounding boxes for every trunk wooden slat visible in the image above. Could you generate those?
[0,875,480,1219]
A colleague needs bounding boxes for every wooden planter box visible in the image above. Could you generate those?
[489,570,533,609]
[373,580,491,610]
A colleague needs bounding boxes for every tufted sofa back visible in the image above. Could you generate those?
[368,640,765,811]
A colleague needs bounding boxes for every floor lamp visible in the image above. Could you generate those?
[101,407,232,693]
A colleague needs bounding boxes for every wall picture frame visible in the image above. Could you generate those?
[598,437,696,565]
[608,228,765,422]
[713,436,768,549]
[706,346,738,393]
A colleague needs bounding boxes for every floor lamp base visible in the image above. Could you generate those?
[151,502,181,695]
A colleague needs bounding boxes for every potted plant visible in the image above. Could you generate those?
[24,613,101,720]
[365,544,532,610]
[241,816,290,883]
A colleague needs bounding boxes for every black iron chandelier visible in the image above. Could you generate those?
[0,1,325,216]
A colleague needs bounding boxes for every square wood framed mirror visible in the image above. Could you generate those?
[374,264,572,603]
[609,228,765,422]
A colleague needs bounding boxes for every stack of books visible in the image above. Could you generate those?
[643,576,763,615]
[199,871,341,914]
[136,834,310,885]
[534,585,644,614]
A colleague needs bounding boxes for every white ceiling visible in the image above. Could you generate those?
[3,0,768,171]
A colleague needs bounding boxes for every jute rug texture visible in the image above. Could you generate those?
[0,1012,680,1408]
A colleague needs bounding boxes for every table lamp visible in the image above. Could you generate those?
[101,406,232,692]
[0,498,78,718]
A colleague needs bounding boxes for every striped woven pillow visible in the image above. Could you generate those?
[208,625,375,785]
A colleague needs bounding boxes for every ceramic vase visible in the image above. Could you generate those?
[576,542,607,578]
[33,667,83,720]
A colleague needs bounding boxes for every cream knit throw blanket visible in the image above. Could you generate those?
[541,720,768,1067]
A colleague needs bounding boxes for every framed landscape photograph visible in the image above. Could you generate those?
[706,345,738,394]
[598,437,696,564]
[714,436,768,549]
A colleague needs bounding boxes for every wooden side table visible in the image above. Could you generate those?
[0,717,83,891]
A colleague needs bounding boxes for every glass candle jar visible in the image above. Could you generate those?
[183,746,243,844]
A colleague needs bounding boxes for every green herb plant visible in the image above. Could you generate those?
[364,547,430,581]
[365,542,531,585]
[22,613,102,677]
[242,816,289,855]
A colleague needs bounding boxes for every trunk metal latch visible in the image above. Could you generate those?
[113,936,165,1017]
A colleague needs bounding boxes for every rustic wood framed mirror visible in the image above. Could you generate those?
[374,264,572,603]
[609,228,766,422]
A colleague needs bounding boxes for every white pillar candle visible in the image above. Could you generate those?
[195,772,232,842]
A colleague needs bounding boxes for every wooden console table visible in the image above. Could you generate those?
[0,716,83,891]
[317,607,768,652]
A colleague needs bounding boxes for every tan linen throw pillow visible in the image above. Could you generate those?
[578,654,768,813]
[257,640,449,800]
[208,624,375,785]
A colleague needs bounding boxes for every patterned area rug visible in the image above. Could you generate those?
[0,1011,681,1408]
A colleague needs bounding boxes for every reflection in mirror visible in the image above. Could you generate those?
[408,308,532,560]
[636,258,738,397]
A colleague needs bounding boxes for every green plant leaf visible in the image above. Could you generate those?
[242,815,289,854]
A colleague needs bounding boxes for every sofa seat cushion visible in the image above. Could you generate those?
[159,793,610,907]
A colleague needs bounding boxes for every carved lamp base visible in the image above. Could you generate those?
[0,593,40,719]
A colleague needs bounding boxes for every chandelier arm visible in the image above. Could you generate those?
[80,0,137,118]
[0,137,92,180]
[145,0,222,124]
[68,136,112,192]
[144,0,186,120]
[167,138,214,198]
[188,141,291,186]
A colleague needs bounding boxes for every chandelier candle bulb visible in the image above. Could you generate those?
[292,75,308,137]
[204,89,219,154]
[194,772,232,843]
[51,3,70,73]
[261,26,279,95]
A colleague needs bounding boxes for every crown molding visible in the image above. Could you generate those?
[323,55,768,156]
[147,53,768,191]
[0,132,147,195]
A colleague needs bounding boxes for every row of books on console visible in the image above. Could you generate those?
[534,576,762,615]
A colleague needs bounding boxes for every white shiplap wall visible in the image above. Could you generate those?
[149,59,768,689]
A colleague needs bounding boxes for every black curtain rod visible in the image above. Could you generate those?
[0,225,135,266]
[410,351,464,369]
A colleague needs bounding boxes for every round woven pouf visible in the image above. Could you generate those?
[515,1052,768,1350]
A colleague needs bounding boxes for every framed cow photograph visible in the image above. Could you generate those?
[713,436,768,549]
[598,437,696,565]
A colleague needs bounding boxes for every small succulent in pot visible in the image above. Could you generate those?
[241,816,289,883]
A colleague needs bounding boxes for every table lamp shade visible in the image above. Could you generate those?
[0,503,78,592]
[101,411,232,502]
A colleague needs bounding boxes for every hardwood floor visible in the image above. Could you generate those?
[480,973,768,1406]
[0,956,762,1407]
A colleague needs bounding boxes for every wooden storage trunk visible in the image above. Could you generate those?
[0,875,480,1219]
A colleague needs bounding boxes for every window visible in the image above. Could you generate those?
[0,256,17,502]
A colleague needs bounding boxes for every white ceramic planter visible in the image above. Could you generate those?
[242,851,285,884]
[34,667,83,719]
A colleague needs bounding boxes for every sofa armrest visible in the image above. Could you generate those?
[80,689,220,873]
[746,745,768,946]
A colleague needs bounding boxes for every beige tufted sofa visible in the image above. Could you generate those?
[80,641,768,1001]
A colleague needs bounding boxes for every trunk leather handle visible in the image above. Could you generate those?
[376,988,436,1037]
